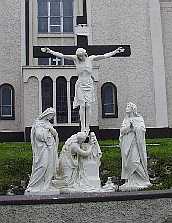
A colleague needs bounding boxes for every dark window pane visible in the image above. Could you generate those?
[101,83,118,118]
[50,17,60,25]
[64,59,74,65]
[50,0,60,16]
[38,0,48,16]
[2,87,11,105]
[56,77,68,123]
[63,0,73,16]
[41,77,53,111]
[50,25,61,32]
[2,106,12,116]
[38,17,48,32]
[63,17,73,32]
[70,76,79,123]
[103,86,114,113]
[38,58,49,65]
[104,86,113,104]
[104,104,114,113]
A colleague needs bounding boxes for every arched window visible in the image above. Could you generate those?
[0,84,15,119]
[70,76,79,123]
[41,76,53,112]
[101,82,118,118]
[56,77,68,123]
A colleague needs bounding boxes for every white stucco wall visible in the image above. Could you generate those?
[89,0,156,129]
[160,2,172,127]
[24,76,39,127]
[0,0,23,131]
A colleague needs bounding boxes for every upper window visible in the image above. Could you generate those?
[38,0,73,33]
[0,84,15,120]
[101,82,118,118]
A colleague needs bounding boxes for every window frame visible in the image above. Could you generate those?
[0,84,15,120]
[101,82,118,118]
[37,0,73,33]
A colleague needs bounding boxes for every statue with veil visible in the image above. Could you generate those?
[119,102,151,191]
[25,108,59,195]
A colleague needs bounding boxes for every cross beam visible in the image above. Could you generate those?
[33,45,131,58]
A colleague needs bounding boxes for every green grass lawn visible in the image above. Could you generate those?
[0,138,172,194]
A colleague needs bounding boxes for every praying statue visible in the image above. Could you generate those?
[41,46,124,134]
[25,107,59,195]
[119,102,151,191]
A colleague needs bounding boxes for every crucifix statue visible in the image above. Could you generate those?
[41,46,125,134]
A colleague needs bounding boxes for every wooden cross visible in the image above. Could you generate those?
[33,44,131,59]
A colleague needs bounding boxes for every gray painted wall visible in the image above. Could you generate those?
[0,0,23,131]
[24,77,39,127]
[90,0,156,129]
[161,2,172,127]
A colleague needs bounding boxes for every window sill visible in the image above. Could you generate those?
[0,116,15,120]
[37,33,75,38]
[102,114,118,119]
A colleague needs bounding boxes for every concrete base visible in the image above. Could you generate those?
[0,190,171,223]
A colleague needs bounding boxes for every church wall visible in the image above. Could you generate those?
[160,2,172,128]
[0,0,23,132]
[37,36,75,47]
[90,0,156,129]
[24,77,39,127]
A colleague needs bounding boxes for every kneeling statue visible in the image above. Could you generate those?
[57,132,102,192]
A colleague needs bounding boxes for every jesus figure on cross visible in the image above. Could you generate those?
[41,46,124,135]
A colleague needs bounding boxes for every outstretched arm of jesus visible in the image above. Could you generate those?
[89,47,125,61]
[41,47,76,61]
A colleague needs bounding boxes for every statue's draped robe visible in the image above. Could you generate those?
[78,141,102,190]
[59,135,79,189]
[26,120,58,193]
[59,134,101,191]
[73,58,95,108]
[120,116,150,188]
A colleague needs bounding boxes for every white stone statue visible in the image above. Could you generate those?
[119,102,151,191]
[77,132,102,191]
[25,108,59,195]
[58,131,89,192]
[41,46,124,134]
[57,131,102,192]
